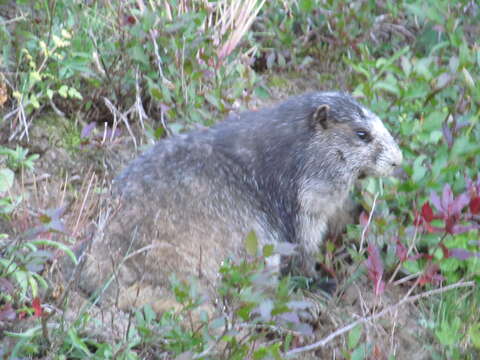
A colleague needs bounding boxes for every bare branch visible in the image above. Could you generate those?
[360,192,378,251]
[284,281,475,357]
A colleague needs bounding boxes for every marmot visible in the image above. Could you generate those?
[77,91,402,311]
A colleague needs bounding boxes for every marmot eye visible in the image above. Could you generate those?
[356,130,371,142]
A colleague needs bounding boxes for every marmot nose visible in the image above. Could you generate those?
[391,148,403,168]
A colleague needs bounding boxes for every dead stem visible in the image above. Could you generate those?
[284,280,475,357]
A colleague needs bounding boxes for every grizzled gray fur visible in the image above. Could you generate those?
[78,91,402,311]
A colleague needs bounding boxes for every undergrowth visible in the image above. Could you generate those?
[1,0,479,359]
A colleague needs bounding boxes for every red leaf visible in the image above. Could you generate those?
[396,239,408,262]
[445,216,456,234]
[450,193,470,216]
[372,344,386,360]
[424,253,434,261]
[365,243,385,296]
[423,221,444,233]
[359,210,369,227]
[126,15,136,25]
[466,174,480,197]
[408,253,424,261]
[32,297,42,318]
[470,196,480,214]
[439,243,450,258]
[421,202,435,223]
[413,210,423,226]
[419,264,443,286]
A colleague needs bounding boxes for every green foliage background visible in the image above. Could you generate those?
[0,0,479,359]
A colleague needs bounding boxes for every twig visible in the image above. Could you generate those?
[148,26,166,81]
[134,68,148,131]
[0,15,26,26]
[284,280,475,357]
[23,173,51,186]
[49,98,66,117]
[360,192,378,251]
[7,99,28,141]
[192,326,230,359]
[72,172,96,237]
[104,97,137,150]
[392,272,421,286]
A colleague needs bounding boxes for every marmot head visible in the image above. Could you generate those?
[307,92,403,181]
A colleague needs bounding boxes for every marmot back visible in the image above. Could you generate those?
[78,91,403,311]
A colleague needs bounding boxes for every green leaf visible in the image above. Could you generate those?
[348,325,363,349]
[58,85,68,98]
[0,168,14,192]
[429,130,442,143]
[245,231,258,256]
[141,10,157,31]
[4,325,42,338]
[129,44,149,65]
[28,273,38,297]
[414,58,433,80]
[29,71,41,84]
[46,88,54,100]
[403,260,421,274]
[32,272,48,290]
[373,80,400,97]
[400,56,412,76]
[253,347,268,360]
[30,94,40,109]
[439,258,460,273]
[462,68,475,89]
[68,87,83,100]
[451,136,480,158]
[263,244,274,258]
[150,86,163,101]
[14,269,29,297]
[412,155,427,183]
[68,328,91,355]
[435,318,462,346]
[254,86,270,100]
[468,323,480,349]
[205,93,222,110]
[351,344,368,360]
[30,239,78,265]
[298,0,314,12]
[349,62,370,79]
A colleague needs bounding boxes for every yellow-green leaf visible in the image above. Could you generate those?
[245,231,258,256]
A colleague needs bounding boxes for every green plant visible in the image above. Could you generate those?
[0,167,18,215]
[131,235,312,359]
[2,0,267,139]
[338,1,480,356]
[0,145,39,172]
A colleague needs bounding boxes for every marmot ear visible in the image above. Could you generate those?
[312,104,330,130]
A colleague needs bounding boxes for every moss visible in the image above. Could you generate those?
[33,114,82,153]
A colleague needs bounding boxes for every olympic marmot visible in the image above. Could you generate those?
[76,91,403,311]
